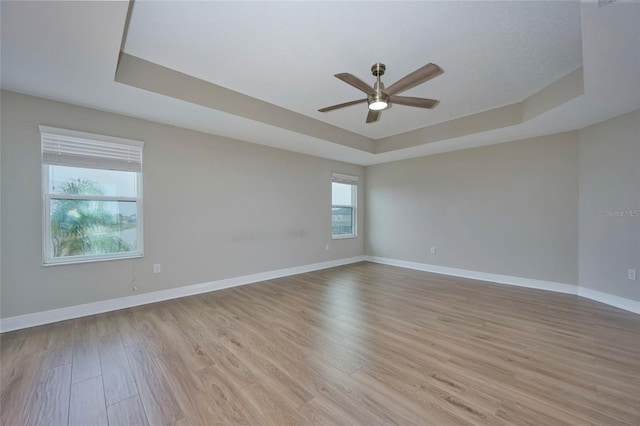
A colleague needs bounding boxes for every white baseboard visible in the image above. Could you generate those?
[365,256,639,314]
[3,254,636,332]
[365,256,579,294]
[0,256,366,332]
[577,287,640,314]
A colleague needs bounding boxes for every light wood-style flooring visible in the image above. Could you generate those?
[1,262,639,425]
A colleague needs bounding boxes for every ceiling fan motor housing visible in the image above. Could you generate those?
[371,63,386,77]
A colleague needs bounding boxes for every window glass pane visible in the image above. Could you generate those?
[332,207,353,236]
[332,182,353,206]
[49,199,138,258]
[49,165,137,197]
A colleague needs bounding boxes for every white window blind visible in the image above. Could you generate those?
[331,173,358,185]
[39,126,144,173]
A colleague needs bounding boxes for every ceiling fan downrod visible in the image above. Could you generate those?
[369,63,389,111]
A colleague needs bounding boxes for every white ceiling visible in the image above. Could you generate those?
[1,1,639,166]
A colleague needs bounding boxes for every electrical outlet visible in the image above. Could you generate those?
[628,269,636,281]
[325,244,330,251]
[153,263,161,274]
[430,247,437,255]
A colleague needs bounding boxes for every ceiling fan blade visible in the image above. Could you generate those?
[335,73,376,96]
[318,98,367,112]
[366,109,381,123]
[390,95,440,109]
[384,63,444,96]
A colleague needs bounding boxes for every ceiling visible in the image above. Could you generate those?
[1,1,639,166]
[124,1,582,140]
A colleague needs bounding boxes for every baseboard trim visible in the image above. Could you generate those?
[0,256,366,332]
[577,287,640,314]
[365,256,639,314]
[3,254,635,332]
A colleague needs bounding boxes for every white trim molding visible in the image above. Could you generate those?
[3,255,636,332]
[0,256,366,332]
[365,256,639,315]
[577,287,640,314]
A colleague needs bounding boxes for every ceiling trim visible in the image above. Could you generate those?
[376,67,584,153]
[115,53,374,154]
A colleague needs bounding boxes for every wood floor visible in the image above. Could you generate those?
[1,262,639,426]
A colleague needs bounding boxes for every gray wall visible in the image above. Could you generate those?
[579,111,640,301]
[366,132,580,285]
[0,91,364,318]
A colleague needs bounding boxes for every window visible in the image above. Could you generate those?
[40,126,144,265]
[332,173,357,238]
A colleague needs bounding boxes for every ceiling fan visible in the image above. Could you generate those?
[319,62,444,123]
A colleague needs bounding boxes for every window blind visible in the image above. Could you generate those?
[40,126,144,172]
[332,173,358,185]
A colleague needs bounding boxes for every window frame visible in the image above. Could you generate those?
[331,173,358,240]
[40,127,144,266]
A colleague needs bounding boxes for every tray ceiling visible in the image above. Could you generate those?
[1,1,638,165]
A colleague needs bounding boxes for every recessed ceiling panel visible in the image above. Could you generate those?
[123,1,582,139]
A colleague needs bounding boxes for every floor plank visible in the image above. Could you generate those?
[71,317,102,384]
[0,351,44,426]
[69,375,108,426]
[125,343,184,425]
[28,363,72,426]
[106,395,149,426]
[98,332,138,406]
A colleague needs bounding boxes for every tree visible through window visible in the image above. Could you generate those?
[50,178,133,257]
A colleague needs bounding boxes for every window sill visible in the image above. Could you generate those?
[332,235,357,240]
[43,252,143,267]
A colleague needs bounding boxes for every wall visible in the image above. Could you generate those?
[579,111,640,301]
[366,132,579,285]
[0,90,364,319]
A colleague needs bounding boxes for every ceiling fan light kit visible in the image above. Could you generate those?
[319,62,444,123]
[368,94,389,111]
